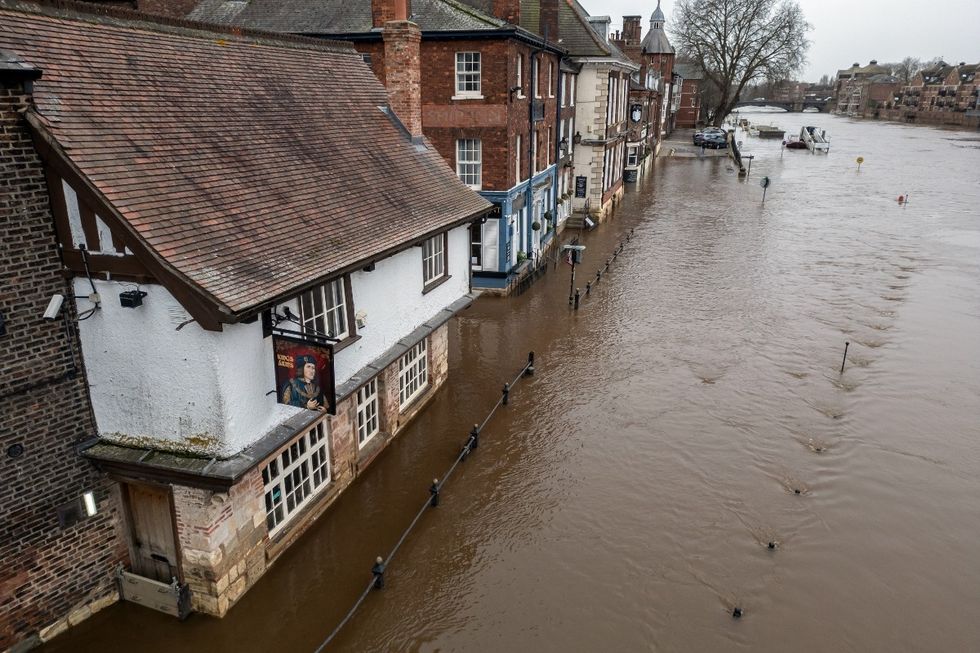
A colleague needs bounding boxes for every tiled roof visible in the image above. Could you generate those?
[2,2,490,316]
[673,63,702,79]
[641,24,673,54]
[188,0,505,33]
[519,0,635,65]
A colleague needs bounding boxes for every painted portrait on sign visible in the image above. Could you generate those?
[273,335,336,414]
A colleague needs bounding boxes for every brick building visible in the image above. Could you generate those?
[610,15,659,183]
[188,0,570,295]
[508,2,637,221]
[1,0,489,644]
[612,1,676,157]
[0,49,127,652]
[673,62,703,128]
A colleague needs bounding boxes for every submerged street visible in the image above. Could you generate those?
[45,113,980,652]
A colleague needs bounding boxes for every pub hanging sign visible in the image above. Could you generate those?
[272,333,337,415]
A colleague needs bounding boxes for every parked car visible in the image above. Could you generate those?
[693,127,726,147]
[701,131,728,149]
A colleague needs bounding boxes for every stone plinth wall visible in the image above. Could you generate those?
[168,325,450,617]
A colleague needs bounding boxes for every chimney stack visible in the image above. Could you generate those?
[540,0,558,40]
[382,2,422,137]
[491,0,520,24]
[622,15,641,43]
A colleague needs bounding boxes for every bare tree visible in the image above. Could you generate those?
[671,0,811,125]
[886,57,921,84]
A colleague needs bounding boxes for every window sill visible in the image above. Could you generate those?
[422,274,451,295]
[332,333,362,355]
[399,382,431,414]
[452,94,484,101]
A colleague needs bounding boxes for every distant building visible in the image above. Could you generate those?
[834,60,895,114]
[673,62,703,128]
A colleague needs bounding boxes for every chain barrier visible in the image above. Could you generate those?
[313,351,537,652]
[573,227,635,310]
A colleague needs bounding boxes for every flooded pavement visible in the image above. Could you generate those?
[45,114,980,652]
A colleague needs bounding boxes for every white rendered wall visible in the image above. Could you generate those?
[75,225,470,456]
[280,225,471,385]
[75,279,298,457]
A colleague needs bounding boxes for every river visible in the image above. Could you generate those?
[44,113,980,652]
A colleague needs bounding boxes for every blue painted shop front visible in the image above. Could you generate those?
[471,166,557,290]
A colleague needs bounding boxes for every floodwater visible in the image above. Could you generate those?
[45,114,980,652]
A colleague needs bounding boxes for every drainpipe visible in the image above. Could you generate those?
[552,58,562,238]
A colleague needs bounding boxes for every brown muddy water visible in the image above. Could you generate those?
[44,114,980,652]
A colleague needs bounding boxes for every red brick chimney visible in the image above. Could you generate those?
[373,0,409,28]
[382,4,422,137]
[540,0,558,40]
[491,0,520,24]
[622,15,641,43]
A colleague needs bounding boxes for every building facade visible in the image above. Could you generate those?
[1,1,490,646]
[672,62,703,128]
[188,0,571,295]
[0,51,127,652]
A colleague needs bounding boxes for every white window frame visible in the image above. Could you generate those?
[531,129,537,174]
[454,52,482,99]
[560,72,566,106]
[548,62,554,97]
[547,127,552,165]
[422,233,447,287]
[398,339,428,409]
[533,57,540,98]
[516,54,525,98]
[262,421,330,536]
[300,278,349,341]
[356,378,380,448]
[515,133,522,183]
[570,75,575,106]
[456,138,482,189]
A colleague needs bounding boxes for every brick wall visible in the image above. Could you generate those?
[0,80,127,651]
[357,36,560,192]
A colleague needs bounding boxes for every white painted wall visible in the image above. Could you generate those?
[75,225,470,457]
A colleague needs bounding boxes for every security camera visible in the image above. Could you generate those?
[43,294,64,320]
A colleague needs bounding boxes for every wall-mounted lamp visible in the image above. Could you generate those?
[573,131,582,145]
[119,290,147,308]
[355,310,367,329]
[82,490,97,517]
[559,136,569,152]
[362,262,376,272]
[509,85,522,98]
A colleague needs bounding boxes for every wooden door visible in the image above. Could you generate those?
[126,484,180,584]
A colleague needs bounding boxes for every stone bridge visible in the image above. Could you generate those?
[733,99,833,112]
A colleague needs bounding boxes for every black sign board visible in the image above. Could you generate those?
[575,176,587,198]
[273,333,336,415]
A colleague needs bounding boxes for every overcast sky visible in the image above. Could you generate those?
[578,0,980,81]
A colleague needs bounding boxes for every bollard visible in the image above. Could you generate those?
[596,270,601,282]
[525,351,535,376]
[574,288,580,309]
[840,341,850,374]
[372,557,385,590]
[429,479,440,507]
[605,259,610,270]
[502,382,510,406]
[767,541,776,550]
[732,607,743,619]
[470,424,480,450]
[586,281,592,295]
